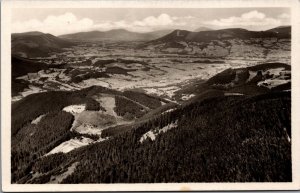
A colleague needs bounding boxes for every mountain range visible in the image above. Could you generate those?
[12,26,291,58]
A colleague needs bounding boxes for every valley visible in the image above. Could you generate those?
[11,26,292,184]
[12,31,291,103]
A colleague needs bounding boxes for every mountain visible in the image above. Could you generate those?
[142,27,291,58]
[59,29,172,42]
[151,28,290,43]
[194,26,213,32]
[12,31,75,58]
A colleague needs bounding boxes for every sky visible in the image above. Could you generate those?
[11,8,290,35]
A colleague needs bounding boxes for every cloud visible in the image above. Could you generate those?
[241,10,265,19]
[12,12,94,35]
[92,13,184,32]
[133,14,174,26]
[12,13,187,35]
[204,10,289,30]
[278,13,290,19]
[184,15,195,19]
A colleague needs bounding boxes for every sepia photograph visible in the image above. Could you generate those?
[1,0,300,191]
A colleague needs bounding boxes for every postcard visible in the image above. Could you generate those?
[1,0,300,191]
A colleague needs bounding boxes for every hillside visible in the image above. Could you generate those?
[173,62,291,102]
[59,29,172,42]
[11,62,291,183]
[12,90,291,183]
[11,32,75,58]
[142,27,291,59]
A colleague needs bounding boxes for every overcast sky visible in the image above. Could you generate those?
[12,8,290,35]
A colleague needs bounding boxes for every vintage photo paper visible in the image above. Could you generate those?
[1,0,300,191]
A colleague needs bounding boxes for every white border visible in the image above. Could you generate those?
[1,0,300,191]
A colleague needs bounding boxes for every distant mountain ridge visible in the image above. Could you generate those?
[142,26,291,58]
[59,29,173,42]
[12,32,74,58]
[150,26,291,44]
[11,26,291,58]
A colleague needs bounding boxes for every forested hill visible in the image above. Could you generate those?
[11,31,75,58]
[14,90,291,183]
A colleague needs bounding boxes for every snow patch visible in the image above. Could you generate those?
[224,92,244,96]
[140,120,178,143]
[284,127,291,143]
[144,86,180,98]
[267,68,285,76]
[79,78,111,89]
[162,108,176,115]
[46,137,94,156]
[181,94,195,100]
[96,96,117,117]
[74,124,104,136]
[31,114,46,125]
[63,104,85,115]
[258,79,290,89]
[12,85,45,102]
[247,71,257,82]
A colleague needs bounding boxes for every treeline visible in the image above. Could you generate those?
[123,91,162,109]
[114,96,146,119]
[27,91,291,183]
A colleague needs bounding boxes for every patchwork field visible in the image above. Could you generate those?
[13,40,290,103]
